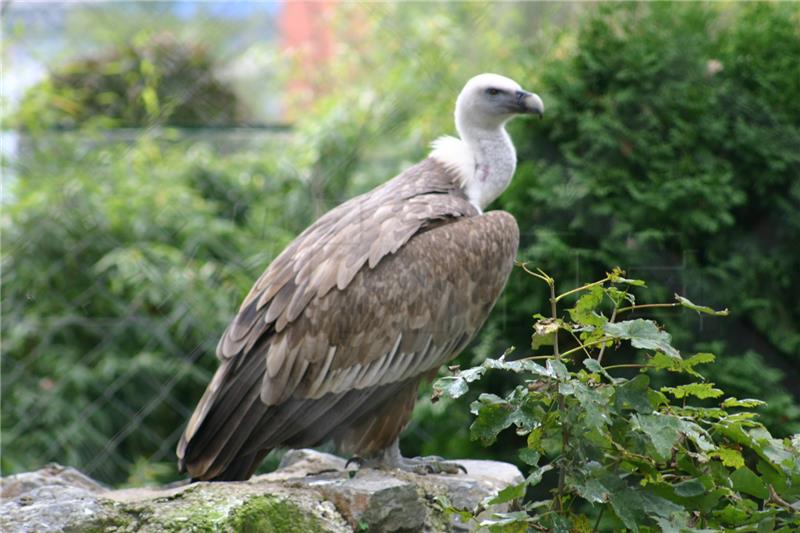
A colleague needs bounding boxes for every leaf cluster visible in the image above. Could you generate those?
[435,268,800,532]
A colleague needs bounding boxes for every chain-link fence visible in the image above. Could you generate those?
[5,1,799,490]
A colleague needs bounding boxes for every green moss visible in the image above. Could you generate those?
[66,513,134,533]
[226,496,324,533]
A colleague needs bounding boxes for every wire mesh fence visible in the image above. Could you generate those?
[5,0,777,490]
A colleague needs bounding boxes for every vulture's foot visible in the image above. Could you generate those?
[347,439,467,475]
[397,455,467,475]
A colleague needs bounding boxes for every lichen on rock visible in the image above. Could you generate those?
[1,450,524,532]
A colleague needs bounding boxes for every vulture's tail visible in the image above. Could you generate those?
[177,341,427,481]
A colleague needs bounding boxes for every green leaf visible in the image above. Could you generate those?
[672,478,705,497]
[730,466,769,499]
[484,481,526,505]
[661,383,724,400]
[609,267,646,286]
[649,352,715,378]
[531,318,559,349]
[710,447,745,468]
[674,294,729,316]
[615,374,653,413]
[518,448,540,466]
[526,464,553,487]
[605,319,680,357]
[583,357,603,373]
[608,487,646,532]
[559,380,613,430]
[546,359,569,380]
[568,285,606,328]
[526,427,543,450]
[432,366,486,400]
[634,413,682,460]
[722,397,767,408]
[469,394,513,445]
[570,477,609,503]
[479,511,531,533]
[679,420,716,452]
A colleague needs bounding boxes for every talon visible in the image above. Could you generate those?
[345,456,364,470]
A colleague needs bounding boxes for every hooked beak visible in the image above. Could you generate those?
[515,90,544,117]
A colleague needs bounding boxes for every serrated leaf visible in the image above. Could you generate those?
[432,365,486,400]
[469,394,513,445]
[615,374,653,413]
[484,356,551,377]
[722,397,767,408]
[568,285,606,328]
[649,351,714,378]
[634,413,682,460]
[661,382,724,399]
[675,294,729,316]
[607,286,635,306]
[605,319,680,357]
[710,447,745,468]
[679,420,716,452]
[560,380,613,430]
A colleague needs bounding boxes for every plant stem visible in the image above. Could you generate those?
[616,302,679,314]
[554,276,610,303]
[568,329,593,359]
[603,363,648,370]
[517,354,557,361]
[548,275,569,514]
[591,507,605,533]
[597,301,619,364]
[559,337,614,359]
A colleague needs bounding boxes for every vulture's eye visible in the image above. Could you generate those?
[486,88,500,96]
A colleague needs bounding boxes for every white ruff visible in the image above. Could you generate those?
[429,131,516,212]
[429,135,474,187]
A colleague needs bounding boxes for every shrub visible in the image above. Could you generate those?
[14,32,241,131]
[435,267,800,531]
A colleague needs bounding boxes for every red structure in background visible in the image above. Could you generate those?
[279,1,338,119]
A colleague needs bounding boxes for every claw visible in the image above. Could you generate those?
[345,456,364,470]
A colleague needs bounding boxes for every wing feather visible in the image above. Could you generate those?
[180,159,518,480]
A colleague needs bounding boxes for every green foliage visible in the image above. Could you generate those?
[0,134,305,484]
[502,0,800,437]
[5,0,800,489]
[435,269,800,531]
[14,32,241,131]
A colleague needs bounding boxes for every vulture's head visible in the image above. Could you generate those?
[455,73,543,131]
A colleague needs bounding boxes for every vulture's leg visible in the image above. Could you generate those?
[351,438,467,475]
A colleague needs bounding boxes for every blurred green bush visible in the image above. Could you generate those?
[3,2,798,486]
[14,32,241,131]
[501,1,800,435]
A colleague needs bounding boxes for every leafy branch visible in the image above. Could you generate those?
[434,267,799,532]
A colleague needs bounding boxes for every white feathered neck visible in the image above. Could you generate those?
[429,126,517,212]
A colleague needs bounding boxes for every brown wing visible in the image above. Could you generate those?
[177,161,519,480]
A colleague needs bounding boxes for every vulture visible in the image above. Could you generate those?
[177,73,544,481]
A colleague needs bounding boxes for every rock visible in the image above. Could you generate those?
[1,450,525,532]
